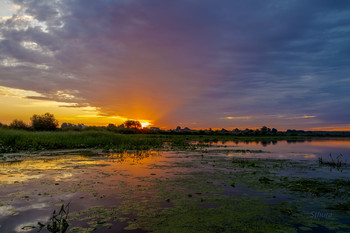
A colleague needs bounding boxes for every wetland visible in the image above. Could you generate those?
[0,137,350,233]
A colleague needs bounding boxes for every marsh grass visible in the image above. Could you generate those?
[0,129,164,153]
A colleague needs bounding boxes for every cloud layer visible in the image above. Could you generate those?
[1,0,350,129]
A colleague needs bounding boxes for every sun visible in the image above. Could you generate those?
[140,121,151,128]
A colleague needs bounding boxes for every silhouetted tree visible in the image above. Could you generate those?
[233,128,240,133]
[61,123,69,128]
[123,120,142,129]
[107,123,117,129]
[261,126,268,135]
[9,119,29,130]
[271,128,278,135]
[31,113,58,131]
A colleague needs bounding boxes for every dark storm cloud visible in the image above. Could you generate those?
[0,0,350,128]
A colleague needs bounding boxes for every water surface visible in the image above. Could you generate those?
[0,138,349,232]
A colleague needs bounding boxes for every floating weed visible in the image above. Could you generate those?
[327,201,350,211]
[204,149,266,154]
[279,178,350,198]
[258,176,273,184]
[70,226,95,232]
[231,158,260,168]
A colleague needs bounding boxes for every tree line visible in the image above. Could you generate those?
[1,113,58,131]
[0,113,143,132]
[1,113,349,137]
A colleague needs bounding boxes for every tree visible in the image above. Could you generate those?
[107,123,118,131]
[31,113,58,131]
[9,119,29,130]
[123,120,142,129]
[260,126,268,135]
[61,122,69,128]
[271,128,278,135]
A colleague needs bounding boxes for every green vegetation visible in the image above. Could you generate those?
[0,129,164,153]
[231,158,260,168]
[279,178,350,198]
[9,119,29,130]
[0,126,315,153]
[31,112,59,131]
[43,203,70,233]
[327,201,350,211]
[22,203,71,232]
[123,120,142,129]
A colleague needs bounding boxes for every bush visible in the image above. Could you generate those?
[9,119,29,130]
[124,120,142,129]
[31,113,58,131]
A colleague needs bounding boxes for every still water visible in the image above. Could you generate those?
[0,138,349,233]
[211,138,350,160]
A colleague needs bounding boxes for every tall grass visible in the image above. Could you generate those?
[0,129,164,153]
[0,128,320,153]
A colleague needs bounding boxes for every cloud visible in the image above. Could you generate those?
[224,116,252,120]
[0,0,350,129]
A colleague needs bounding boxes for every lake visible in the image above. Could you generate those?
[0,138,349,233]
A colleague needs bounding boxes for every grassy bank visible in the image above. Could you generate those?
[0,129,164,153]
[0,128,317,153]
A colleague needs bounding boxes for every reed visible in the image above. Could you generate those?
[0,128,164,153]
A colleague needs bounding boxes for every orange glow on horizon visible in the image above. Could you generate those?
[140,122,151,128]
[310,126,350,132]
[1,86,350,131]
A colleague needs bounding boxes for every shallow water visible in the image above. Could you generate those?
[0,139,349,233]
[209,138,350,160]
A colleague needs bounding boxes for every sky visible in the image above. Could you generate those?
[0,0,350,130]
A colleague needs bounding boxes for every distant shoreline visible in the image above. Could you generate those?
[1,128,349,155]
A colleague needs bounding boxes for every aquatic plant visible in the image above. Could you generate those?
[258,176,273,184]
[318,153,347,168]
[327,201,350,211]
[231,158,259,168]
[280,178,350,198]
[38,203,70,233]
